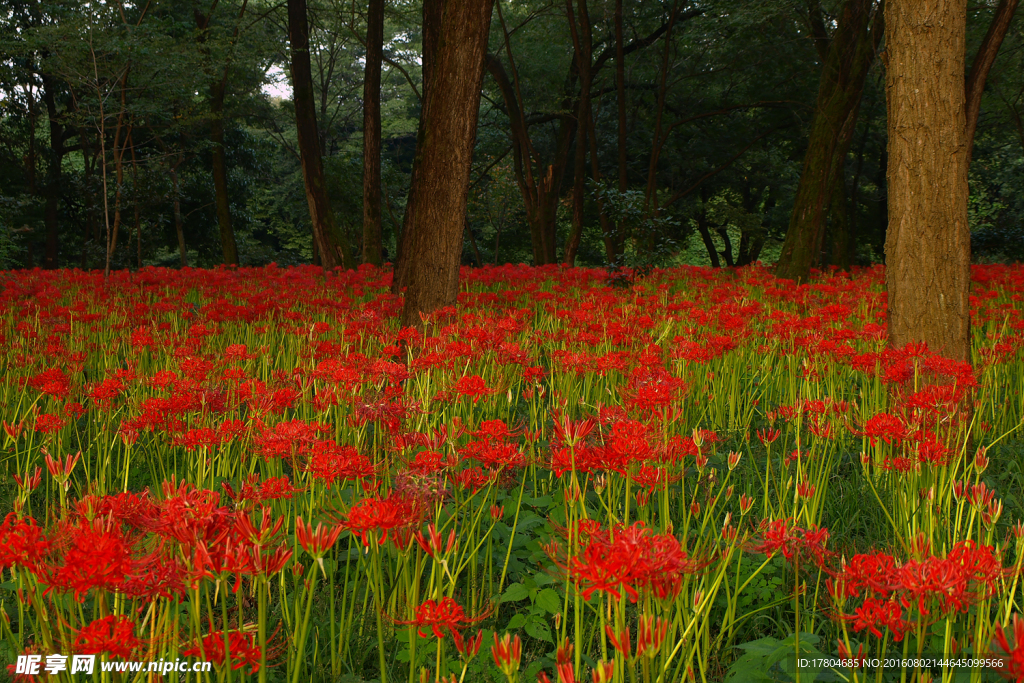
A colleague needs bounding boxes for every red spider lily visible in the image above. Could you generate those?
[451,629,483,660]
[739,493,754,515]
[749,518,831,566]
[395,597,487,639]
[34,413,65,434]
[45,517,135,598]
[636,614,670,659]
[182,629,262,674]
[414,523,457,558]
[559,521,709,602]
[236,506,286,546]
[858,413,908,446]
[11,467,42,492]
[223,475,304,506]
[307,442,374,486]
[605,626,632,658]
[295,517,344,558]
[850,597,911,640]
[344,493,423,546]
[43,450,80,479]
[2,419,25,441]
[0,513,51,572]
[453,374,493,401]
[993,614,1024,682]
[492,632,522,677]
[556,638,576,683]
[551,413,597,447]
[73,615,142,659]
[26,367,71,398]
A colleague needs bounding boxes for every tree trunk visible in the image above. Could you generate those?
[170,164,188,268]
[564,0,593,267]
[828,166,850,269]
[885,0,971,363]
[613,0,628,260]
[195,4,245,266]
[393,0,443,291]
[587,104,616,263]
[483,53,571,267]
[288,0,354,270]
[397,0,494,328]
[695,192,720,268]
[774,0,881,283]
[41,74,63,270]
[210,78,238,265]
[965,0,1019,163]
[362,0,385,266]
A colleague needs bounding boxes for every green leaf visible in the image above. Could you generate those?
[534,588,561,615]
[501,583,530,603]
[506,613,527,630]
[524,615,552,644]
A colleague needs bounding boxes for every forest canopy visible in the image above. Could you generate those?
[0,0,1021,273]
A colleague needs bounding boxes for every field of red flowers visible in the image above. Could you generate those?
[2,262,1024,683]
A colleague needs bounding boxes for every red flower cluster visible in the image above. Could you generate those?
[558,521,708,602]
[829,540,1006,641]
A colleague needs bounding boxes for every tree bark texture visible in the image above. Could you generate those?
[362,0,385,266]
[397,0,494,328]
[288,0,354,270]
[774,0,881,283]
[885,0,971,363]
[965,0,1019,163]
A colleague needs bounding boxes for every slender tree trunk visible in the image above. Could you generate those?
[885,0,971,363]
[642,0,680,251]
[170,164,188,267]
[965,0,1019,163]
[774,0,881,283]
[131,139,141,268]
[717,228,734,266]
[41,74,63,269]
[613,0,628,259]
[209,78,238,265]
[587,104,616,263]
[483,51,570,267]
[288,0,354,270]
[564,0,593,266]
[195,3,246,266]
[397,0,494,328]
[362,0,385,266]
[696,191,720,268]
[26,87,36,195]
[78,126,98,268]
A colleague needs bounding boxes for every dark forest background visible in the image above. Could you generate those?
[0,0,1021,273]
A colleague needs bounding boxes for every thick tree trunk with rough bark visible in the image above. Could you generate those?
[288,0,353,270]
[774,0,881,283]
[362,0,384,266]
[885,0,971,363]
[396,0,494,328]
